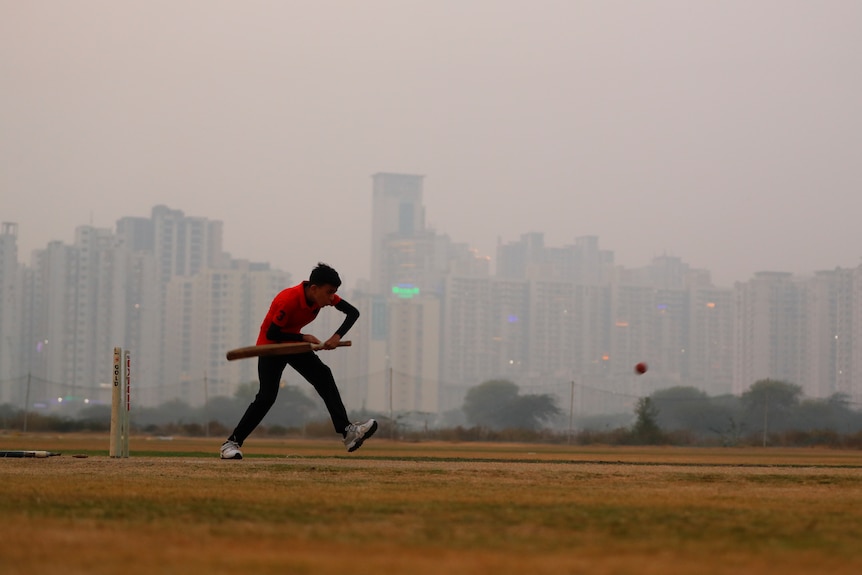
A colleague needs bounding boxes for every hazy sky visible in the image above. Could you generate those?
[2,1,861,289]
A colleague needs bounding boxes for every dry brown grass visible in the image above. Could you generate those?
[2,433,861,575]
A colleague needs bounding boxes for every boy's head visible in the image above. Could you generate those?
[309,262,341,288]
[306,262,341,307]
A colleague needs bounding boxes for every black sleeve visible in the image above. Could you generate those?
[334,298,360,338]
[266,322,305,343]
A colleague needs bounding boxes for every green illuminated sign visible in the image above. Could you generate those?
[392,284,420,299]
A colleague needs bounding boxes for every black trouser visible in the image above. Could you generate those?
[229,352,350,445]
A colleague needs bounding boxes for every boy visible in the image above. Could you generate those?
[220,262,376,459]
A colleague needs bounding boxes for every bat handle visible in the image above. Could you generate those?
[311,340,352,351]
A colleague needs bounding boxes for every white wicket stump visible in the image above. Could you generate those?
[110,347,131,458]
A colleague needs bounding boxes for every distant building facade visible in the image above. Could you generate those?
[0,223,25,404]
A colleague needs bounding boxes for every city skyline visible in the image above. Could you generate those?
[3,179,862,423]
[3,2,861,291]
[3,197,860,292]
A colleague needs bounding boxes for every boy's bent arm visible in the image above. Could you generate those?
[333,299,360,338]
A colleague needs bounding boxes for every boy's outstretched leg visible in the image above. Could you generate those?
[220,356,286,460]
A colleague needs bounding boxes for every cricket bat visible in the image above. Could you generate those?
[226,341,352,361]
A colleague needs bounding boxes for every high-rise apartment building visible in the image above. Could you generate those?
[687,286,734,396]
[439,275,495,410]
[731,268,862,402]
[386,296,441,415]
[118,251,162,397]
[608,282,656,396]
[379,231,443,295]
[488,278,532,379]
[151,205,225,281]
[70,226,116,395]
[805,270,847,399]
[28,241,81,403]
[370,173,426,294]
[497,232,614,283]
[733,272,807,394]
[369,172,483,415]
[0,223,24,404]
[851,267,862,402]
[496,232,546,280]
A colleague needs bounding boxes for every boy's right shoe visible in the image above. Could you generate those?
[220,440,243,460]
[343,419,378,453]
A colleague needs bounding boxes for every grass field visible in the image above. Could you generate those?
[2,433,862,575]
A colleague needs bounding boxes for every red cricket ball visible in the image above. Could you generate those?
[634,362,648,375]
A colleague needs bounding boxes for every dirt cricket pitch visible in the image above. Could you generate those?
[2,433,862,575]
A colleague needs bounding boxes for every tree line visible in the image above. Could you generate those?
[459,378,862,447]
[2,378,861,447]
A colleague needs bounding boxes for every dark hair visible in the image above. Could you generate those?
[309,262,341,288]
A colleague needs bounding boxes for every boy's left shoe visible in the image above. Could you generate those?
[220,440,243,460]
[343,419,378,453]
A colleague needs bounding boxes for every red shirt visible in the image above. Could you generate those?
[257,282,342,345]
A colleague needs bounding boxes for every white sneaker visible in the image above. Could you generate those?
[343,419,378,452]
[220,440,243,460]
